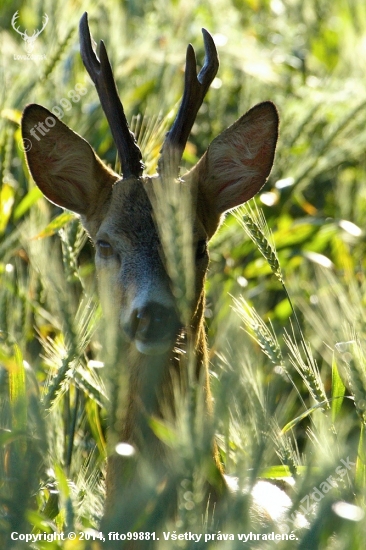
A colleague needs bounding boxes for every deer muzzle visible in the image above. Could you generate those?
[123,302,181,355]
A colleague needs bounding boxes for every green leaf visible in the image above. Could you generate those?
[331,355,346,423]
[0,428,27,446]
[0,183,15,234]
[14,186,43,220]
[260,464,308,478]
[149,416,177,446]
[1,108,22,124]
[281,397,353,434]
[32,212,74,239]
[9,345,27,431]
[259,465,292,478]
[356,424,366,489]
[54,463,70,499]
[26,509,56,531]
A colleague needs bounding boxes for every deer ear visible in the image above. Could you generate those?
[21,104,119,216]
[194,101,278,214]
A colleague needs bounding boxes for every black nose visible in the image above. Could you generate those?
[124,302,180,343]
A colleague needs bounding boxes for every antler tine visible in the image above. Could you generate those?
[158,29,219,177]
[79,12,144,178]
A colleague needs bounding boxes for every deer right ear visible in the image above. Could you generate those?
[21,104,119,216]
[192,101,279,216]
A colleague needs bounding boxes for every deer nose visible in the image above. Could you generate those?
[124,302,180,350]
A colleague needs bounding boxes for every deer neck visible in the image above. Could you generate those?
[112,289,208,448]
[105,291,209,512]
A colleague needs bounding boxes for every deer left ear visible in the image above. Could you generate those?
[193,101,278,215]
[21,104,119,216]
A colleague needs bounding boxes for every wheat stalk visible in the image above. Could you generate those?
[234,204,283,285]
[284,329,330,409]
[232,296,283,366]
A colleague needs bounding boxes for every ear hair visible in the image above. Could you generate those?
[193,102,279,216]
[21,104,119,215]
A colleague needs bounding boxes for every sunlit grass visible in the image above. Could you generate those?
[1,0,366,548]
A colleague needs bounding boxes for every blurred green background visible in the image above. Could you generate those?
[1,0,366,548]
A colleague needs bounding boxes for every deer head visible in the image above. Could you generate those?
[12,11,48,54]
[21,13,279,522]
[21,13,278,361]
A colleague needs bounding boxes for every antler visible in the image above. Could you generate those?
[34,14,49,38]
[11,11,26,38]
[79,12,144,179]
[158,29,219,177]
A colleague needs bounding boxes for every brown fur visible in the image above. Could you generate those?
[22,85,278,535]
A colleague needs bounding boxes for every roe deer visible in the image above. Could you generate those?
[21,12,278,533]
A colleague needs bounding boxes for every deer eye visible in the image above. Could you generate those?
[196,240,207,260]
[97,240,114,258]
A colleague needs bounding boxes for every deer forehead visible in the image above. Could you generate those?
[94,176,205,249]
[96,178,157,246]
